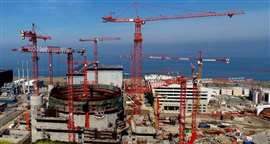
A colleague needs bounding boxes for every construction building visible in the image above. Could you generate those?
[150,79,211,114]
[252,88,270,104]
[31,84,125,143]
[5,8,264,144]
[73,64,123,88]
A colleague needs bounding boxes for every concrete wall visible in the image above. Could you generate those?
[32,112,119,142]
[34,120,69,142]
[59,112,118,130]
[42,132,70,142]
[73,70,123,88]
[87,70,123,88]
[31,95,42,143]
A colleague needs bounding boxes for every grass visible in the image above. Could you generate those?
[0,140,12,144]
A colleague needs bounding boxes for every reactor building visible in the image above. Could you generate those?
[30,64,126,143]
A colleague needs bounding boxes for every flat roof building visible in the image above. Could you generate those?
[73,64,123,88]
[152,82,210,114]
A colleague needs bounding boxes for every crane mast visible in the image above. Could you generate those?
[197,51,203,80]
[48,48,53,85]
[79,49,90,129]
[179,78,187,144]
[66,49,75,141]
[189,69,200,144]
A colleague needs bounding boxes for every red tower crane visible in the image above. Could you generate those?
[20,23,51,96]
[147,51,230,78]
[79,36,120,84]
[187,50,230,143]
[103,10,244,115]
[151,76,187,143]
[12,46,85,142]
[196,51,229,79]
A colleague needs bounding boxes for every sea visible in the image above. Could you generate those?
[2,55,269,81]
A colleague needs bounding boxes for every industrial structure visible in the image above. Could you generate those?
[3,4,268,144]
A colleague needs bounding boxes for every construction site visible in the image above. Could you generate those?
[0,2,270,144]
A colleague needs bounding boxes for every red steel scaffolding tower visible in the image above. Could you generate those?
[66,48,75,141]
[179,77,187,144]
[189,63,200,144]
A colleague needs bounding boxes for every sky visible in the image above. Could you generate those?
[0,0,269,74]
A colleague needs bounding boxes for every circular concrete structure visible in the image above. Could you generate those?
[48,84,122,114]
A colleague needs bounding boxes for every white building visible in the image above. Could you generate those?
[73,64,123,88]
[207,87,221,96]
[231,87,250,97]
[252,88,270,105]
[206,87,250,97]
[148,76,211,114]
[221,88,233,96]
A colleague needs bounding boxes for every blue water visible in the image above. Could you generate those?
[1,54,269,81]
